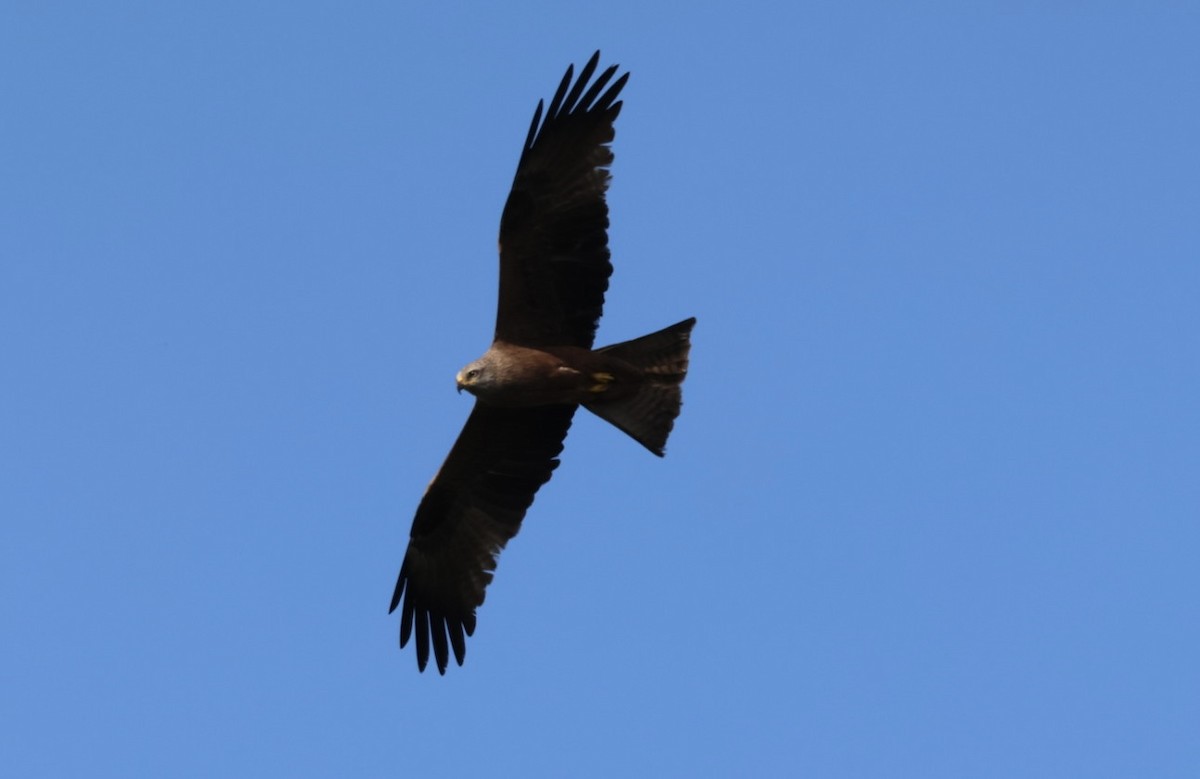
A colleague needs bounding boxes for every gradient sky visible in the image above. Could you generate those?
[3,3,1198,777]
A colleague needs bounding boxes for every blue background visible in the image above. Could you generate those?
[3,3,1198,776]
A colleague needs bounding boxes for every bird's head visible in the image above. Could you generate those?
[455,357,491,395]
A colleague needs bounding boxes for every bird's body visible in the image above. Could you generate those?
[391,52,694,673]
[456,342,610,408]
[457,335,670,407]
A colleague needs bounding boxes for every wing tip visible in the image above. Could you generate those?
[394,575,473,675]
[522,52,630,154]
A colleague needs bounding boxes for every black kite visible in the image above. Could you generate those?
[390,52,695,674]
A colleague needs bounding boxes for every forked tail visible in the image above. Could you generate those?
[585,317,695,456]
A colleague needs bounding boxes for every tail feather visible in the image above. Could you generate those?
[585,317,695,456]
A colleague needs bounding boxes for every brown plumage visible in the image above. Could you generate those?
[390,52,695,674]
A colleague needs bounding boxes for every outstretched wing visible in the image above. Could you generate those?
[495,51,629,349]
[390,403,576,674]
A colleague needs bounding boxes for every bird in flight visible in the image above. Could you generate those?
[391,52,695,674]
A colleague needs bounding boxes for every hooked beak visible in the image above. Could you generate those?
[455,372,466,393]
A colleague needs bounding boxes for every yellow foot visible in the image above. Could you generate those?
[588,372,615,393]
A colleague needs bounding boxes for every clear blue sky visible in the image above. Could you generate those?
[3,3,1198,776]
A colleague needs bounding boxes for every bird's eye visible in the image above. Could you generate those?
[467,369,479,379]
